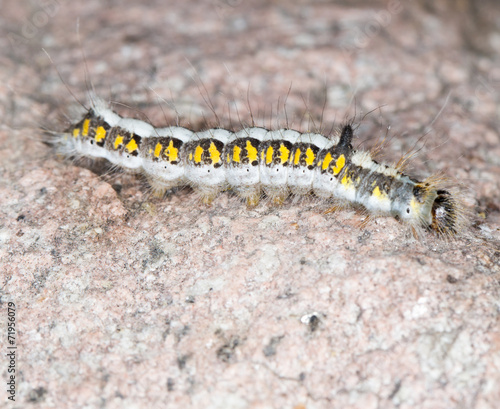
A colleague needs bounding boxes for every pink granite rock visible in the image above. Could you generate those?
[1,1,499,408]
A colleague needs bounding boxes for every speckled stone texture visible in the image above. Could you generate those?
[1,1,500,408]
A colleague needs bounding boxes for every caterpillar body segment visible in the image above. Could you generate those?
[57,98,463,236]
[141,126,193,195]
[183,129,231,204]
[225,127,268,207]
[289,133,333,197]
[103,117,154,171]
[259,129,300,204]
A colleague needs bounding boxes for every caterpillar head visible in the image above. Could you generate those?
[396,184,461,236]
[430,190,460,236]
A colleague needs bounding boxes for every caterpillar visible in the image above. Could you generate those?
[52,95,466,237]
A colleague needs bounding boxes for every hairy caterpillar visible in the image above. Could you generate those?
[52,95,466,237]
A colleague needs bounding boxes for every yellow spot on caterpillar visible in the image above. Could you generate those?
[72,128,80,138]
[341,169,352,188]
[209,142,221,164]
[279,144,289,164]
[95,126,106,143]
[294,148,301,165]
[233,145,242,163]
[194,145,204,163]
[114,135,124,150]
[266,146,274,165]
[165,140,178,162]
[189,153,193,161]
[149,148,152,154]
[261,150,265,161]
[372,186,384,198]
[154,143,163,158]
[246,141,258,163]
[410,197,419,213]
[227,153,230,163]
[305,148,315,166]
[322,152,333,170]
[82,119,90,136]
[332,154,345,175]
[126,138,138,153]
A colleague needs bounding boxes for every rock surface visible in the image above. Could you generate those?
[1,1,500,408]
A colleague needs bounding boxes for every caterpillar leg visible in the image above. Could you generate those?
[245,194,260,208]
[264,187,288,206]
[271,195,287,206]
[152,187,167,199]
[149,183,169,198]
[146,177,179,198]
[232,186,261,208]
[200,191,219,206]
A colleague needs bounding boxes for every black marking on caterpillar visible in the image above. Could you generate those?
[51,96,467,237]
